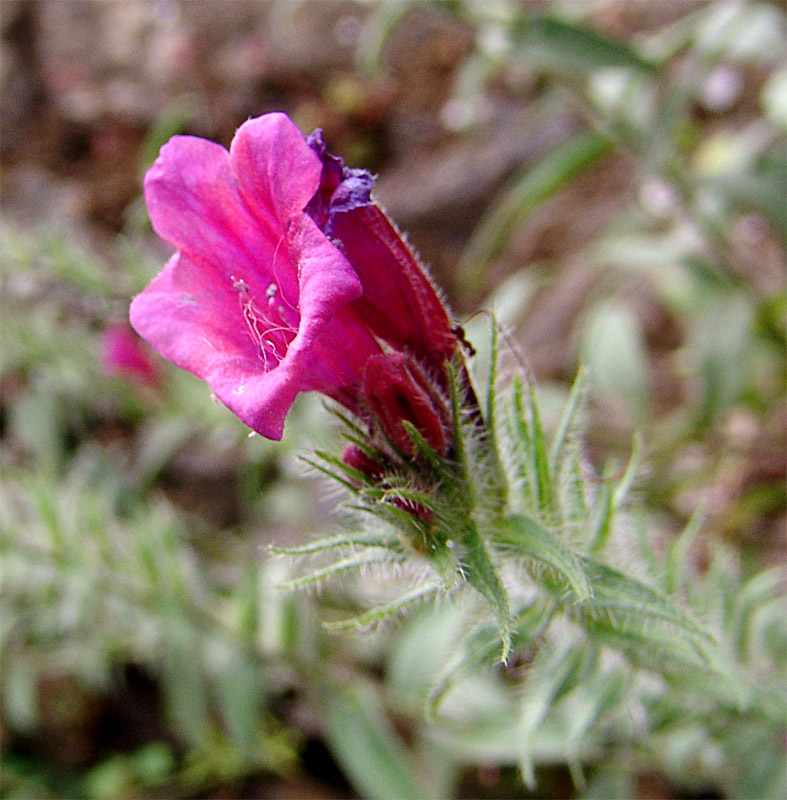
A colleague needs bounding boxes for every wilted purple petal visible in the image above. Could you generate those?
[305,128,374,232]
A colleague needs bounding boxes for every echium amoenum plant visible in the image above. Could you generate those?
[131,113,737,724]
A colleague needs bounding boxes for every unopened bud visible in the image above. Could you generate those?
[342,444,385,481]
[363,353,451,458]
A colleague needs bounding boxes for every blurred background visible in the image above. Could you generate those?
[1,1,785,798]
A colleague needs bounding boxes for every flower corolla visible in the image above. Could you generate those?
[131,112,459,447]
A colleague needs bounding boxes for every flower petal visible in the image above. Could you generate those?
[231,113,324,227]
[130,252,302,438]
[145,137,275,287]
[332,206,459,364]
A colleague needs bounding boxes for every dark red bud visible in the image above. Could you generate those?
[390,496,435,524]
[341,444,385,482]
[363,353,451,458]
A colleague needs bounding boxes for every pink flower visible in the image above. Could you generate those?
[131,112,461,443]
[130,113,384,439]
[101,324,161,388]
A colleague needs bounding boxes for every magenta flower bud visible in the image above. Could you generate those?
[390,496,435,525]
[101,324,161,388]
[342,444,385,481]
[342,443,435,524]
[363,353,451,458]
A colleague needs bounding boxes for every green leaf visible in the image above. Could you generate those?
[458,522,512,662]
[549,367,589,474]
[387,603,470,713]
[576,556,712,640]
[323,585,440,632]
[515,15,658,76]
[566,556,720,677]
[497,514,592,602]
[730,569,785,663]
[399,421,456,483]
[477,320,511,513]
[313,449,376,487]
[279,550,396,592]
[159,626,211,747]
[689,294,754,429]
[268,530,395,556]
[664,506,705,594]
[588,433,642,555]
[428,599,554,714]
[509,375,534,507]
[581,300,650,423]
[562,668,628,749]
[517,641,590,788]
[322,683,424,800]
[707,154,787,244]
[557,444,590,524]
[355,0,414,77]
[587,482,614,554]
[213,653,262,757]
[460,132,613,287]
[509,376,556,514]
[612,433,643,511]
[299,454,361,494]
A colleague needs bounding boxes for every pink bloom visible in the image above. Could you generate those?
[131,112,461,443]
[130,113,382,439]
[101,324,161,388]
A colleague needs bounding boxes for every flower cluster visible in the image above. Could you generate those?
[130,114,721,684]
[130,112,461,462]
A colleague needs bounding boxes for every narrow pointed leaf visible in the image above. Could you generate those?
[280,550,395,592]
[588,482,614,554]
[576,556,713,641]
[558,445,589,523]
[517,642,588,788]
[268,530,392,556]
[324,585,440,631]
[323,684,425,800]
[400,421,457,482]
[612,433,643,510]
[498,514,592,602]
[549,366,588,473]
[515,16,658,75]
[299,455,360,493]
[528,384,557,516]
[460,132,613,286]
[479,320,509,511]
[428,599,554,714]
[313,449,376,486]
[458,522,512,662]
[665,506,705,594]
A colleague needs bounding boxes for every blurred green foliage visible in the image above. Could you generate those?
[1,1,785,799]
